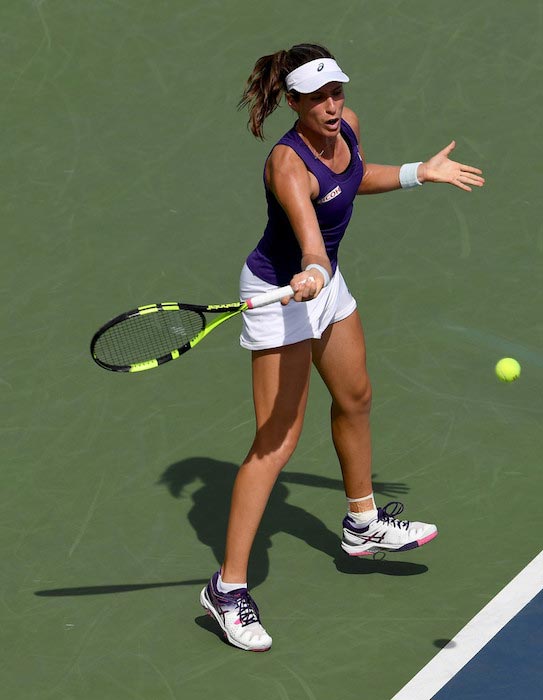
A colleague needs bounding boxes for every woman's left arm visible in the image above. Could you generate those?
[342,108,485,195]
[360,142,485,194]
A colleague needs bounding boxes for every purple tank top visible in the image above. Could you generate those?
[246,118,364,286]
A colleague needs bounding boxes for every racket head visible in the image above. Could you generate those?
[90,303,208,372]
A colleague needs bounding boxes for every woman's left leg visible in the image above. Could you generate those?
[312,310,438,556]
[311,310,374,505]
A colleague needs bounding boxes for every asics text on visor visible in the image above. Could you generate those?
[285,58,350,94]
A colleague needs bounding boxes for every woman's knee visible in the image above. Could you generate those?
[250,426,301,471]
[334,375,372,416]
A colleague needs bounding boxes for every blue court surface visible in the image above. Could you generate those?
[436,592,543,699]
[392,551,543,699]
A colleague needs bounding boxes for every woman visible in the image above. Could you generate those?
[200,43,484,652]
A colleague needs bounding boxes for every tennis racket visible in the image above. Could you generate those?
[90,284,294,373]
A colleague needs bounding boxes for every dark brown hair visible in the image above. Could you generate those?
[238,43,335,139]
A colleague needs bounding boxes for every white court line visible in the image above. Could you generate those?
[391,550,543,700]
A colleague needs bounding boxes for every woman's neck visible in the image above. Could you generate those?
[296,122,339,161]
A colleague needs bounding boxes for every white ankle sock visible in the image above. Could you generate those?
[348,508,378,525]
[217,572,247,593]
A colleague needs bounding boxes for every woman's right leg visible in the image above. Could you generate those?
[221,339,313,583]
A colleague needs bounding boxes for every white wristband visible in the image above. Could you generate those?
[305,264,330,287]
[399,161,423,189]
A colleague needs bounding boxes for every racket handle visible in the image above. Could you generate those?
[246,285,294,309]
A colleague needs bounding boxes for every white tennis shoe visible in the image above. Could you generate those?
[341,501,438,556]
[200,572,272,652]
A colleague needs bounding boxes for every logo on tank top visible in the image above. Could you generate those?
[317,185,342,205]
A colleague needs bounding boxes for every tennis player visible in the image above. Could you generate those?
[200,43,485,651]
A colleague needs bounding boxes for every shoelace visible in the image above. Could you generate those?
[234,590,261,626]
[377,501,410,530]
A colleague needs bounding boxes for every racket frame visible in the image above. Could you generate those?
[90,284,293,373]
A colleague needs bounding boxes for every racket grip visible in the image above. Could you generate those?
[246,285,294,309]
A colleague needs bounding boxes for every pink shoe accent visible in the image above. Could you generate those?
[417,530,438,547]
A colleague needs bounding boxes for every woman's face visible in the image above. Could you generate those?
[289,81,345,138]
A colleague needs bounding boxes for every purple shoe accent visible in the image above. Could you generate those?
[342,514,370,533]
[205,572,258,625]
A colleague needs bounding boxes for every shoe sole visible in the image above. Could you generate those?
[199,587,272,652]
[341,529,438,557]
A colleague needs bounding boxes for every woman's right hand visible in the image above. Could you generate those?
[283,268,326,305]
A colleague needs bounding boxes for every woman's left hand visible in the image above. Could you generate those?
[418,141,485,191]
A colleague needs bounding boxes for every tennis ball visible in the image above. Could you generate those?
[495,357,521,382]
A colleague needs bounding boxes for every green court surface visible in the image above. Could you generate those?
[2,1,542,698]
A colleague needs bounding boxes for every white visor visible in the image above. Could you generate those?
[285,58,350,94]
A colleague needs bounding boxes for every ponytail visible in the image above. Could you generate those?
[239,43,334,139]
[238,51,289,140]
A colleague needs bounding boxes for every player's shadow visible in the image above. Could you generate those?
[159,456,428,587]
[33,458,426,599]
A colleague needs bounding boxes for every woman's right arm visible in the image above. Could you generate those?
[266,145,332,303]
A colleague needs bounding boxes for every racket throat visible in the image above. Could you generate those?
[189,309,243,349]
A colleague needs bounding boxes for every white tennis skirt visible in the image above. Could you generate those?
[239,263,357,351]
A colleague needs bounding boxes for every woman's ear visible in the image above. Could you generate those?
[286,93,299,113]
